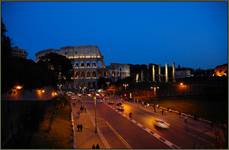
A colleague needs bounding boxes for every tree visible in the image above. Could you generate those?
[37,52,73,83]
[1,20,13,93]
[1,20,58,94]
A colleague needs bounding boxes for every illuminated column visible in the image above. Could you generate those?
[165,64,168,83]
[158,65,161,82]
[172,63,176,82]
[152,65,155,82]
[136,73,139,83]
[141,70,144,82]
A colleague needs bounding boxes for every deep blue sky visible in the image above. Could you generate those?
[2,2,228,69]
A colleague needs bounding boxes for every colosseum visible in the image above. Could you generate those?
[36,45,130,90]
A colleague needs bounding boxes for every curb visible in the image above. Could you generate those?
[135,102,213,125]
[85,106,111,149]
[71,112,77,149]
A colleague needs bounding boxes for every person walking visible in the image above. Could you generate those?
[129,112,132,118]
[77,124,80,132]
[96,144,100,149]
[92,144,96,149]
[84,107,86,112]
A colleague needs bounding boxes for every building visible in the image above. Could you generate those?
[11,47,28,59]
[106,63,130,82]
[175,68,193,79]
[130,63,176,83]
[35,45,130,90]
[213,64,227,77]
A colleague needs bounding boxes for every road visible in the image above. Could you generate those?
[71,95,222,148]
[83,96,169,149]
[121,101,216,148]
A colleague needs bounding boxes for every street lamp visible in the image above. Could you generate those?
[93,96,97,134]
[15,85,23,90]
[123,83,128,90]
[106,81,110,88]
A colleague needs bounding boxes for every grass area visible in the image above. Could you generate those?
[29,97,73,148]
[147,97,227,123]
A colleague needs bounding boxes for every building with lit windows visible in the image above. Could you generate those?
[35,45,130,89]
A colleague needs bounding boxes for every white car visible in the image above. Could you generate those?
[154,119,170,129]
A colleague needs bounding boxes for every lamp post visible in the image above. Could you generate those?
[93,96,97,134]
[123,83,128,90]
[106,81,110,88]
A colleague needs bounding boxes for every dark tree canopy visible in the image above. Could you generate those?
[1,20,60,94]
[37,52,73,82]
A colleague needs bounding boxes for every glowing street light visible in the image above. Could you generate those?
[123,83,129,90]
[15,85,23,90]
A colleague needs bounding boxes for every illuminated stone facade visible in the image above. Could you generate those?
[36,45,130,89]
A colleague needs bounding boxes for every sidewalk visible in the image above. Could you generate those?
[72,102,105,149]
[71,97,131,149]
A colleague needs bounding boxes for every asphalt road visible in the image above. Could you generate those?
[75,95,221,148]
[84,97,169,149]
[121,101,216,148]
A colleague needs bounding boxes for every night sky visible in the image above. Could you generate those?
[2,2,228,69]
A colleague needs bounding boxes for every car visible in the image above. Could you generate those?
[116,102,122,106]
[154,119,170,129]
[108,101,114,105]
[116,103,124,111]
[116,105,124,111]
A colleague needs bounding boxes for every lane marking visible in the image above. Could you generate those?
[144,128,151,133]
[105,121,132,149]
[84,105,111,149]
[131,120,137,123]
[137,123,143,128]
[105,102,181,149]
[153,133,161,139]
[164,140,173,146]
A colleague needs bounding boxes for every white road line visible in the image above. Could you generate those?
[131,120,137,123]
[144,128,151,133]
[106,102,181,149]
[105,121,132,149]
[85,106,111,149]
[137,123,143,128]
[164,140,173,146]
[152,133,161,139]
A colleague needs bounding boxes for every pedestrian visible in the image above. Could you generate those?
[96,144,100,149]
[77,124,80,132]
[92,144,96,149]
[129,112,132,118]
